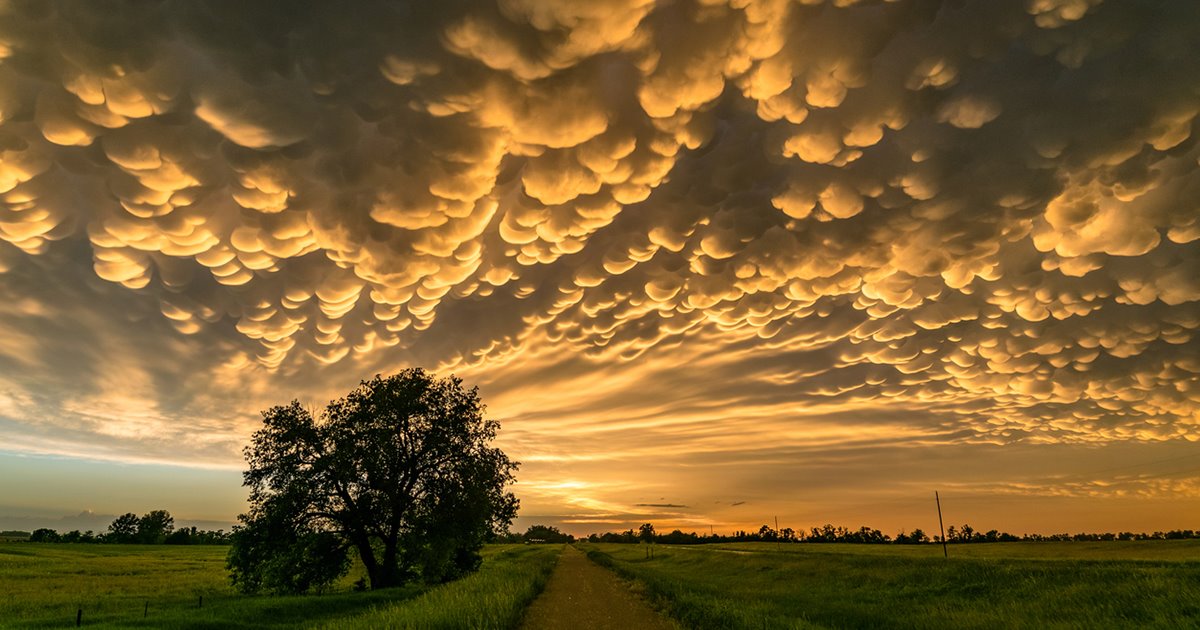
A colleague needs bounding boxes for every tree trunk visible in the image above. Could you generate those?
[371,539,401,589]
[354,538,382,589]
[370,563,402,589]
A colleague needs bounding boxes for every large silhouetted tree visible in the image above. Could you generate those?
[227,369,519,594]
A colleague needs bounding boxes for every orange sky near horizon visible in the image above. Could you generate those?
[0,0,1197,537]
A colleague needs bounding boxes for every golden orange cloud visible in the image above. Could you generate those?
[0,0,1197,533]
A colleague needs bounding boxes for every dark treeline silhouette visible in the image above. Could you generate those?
[17,510,231,545]
[495,524,576,544]
[16,518,1200,547]
[584,523,1200,545]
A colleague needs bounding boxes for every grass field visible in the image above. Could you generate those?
[9,540,1200,628]
[708,539,1200,561]
[582,541,1200,629]
[0,543,560,629]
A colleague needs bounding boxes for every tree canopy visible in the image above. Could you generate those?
[521,524,574,543]
[107,513,140,543]
[227,369,519,594]
[137,510,175,544]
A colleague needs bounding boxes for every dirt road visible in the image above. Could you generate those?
[519,546,677,630]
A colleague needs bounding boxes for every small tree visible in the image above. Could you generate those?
[523,525,573,543]
[30,528,60,543]
[638,523,656,542]
[108,513,140,543]
[138,510,174,544]
[227,369,519,593]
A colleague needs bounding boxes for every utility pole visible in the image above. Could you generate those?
[775,515,781,551]
[935,491,948,558]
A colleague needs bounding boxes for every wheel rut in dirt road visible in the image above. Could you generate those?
[519,546,677,630]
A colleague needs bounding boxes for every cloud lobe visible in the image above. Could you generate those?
[0,0,1197,528]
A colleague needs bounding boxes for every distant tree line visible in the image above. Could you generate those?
[584,523,1200,545]
[14,510,231,545]
[494,524,576,544]
[16,517,1199,547]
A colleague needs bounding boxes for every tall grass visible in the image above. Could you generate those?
[0,544,236,628]
[324,544,561,629]
[0,543,557,629]
[583,542,1200,629]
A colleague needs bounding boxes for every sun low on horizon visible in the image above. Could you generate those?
[0,0,1197,539]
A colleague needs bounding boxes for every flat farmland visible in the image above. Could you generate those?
[0,543,559,629]
[7,541,1199,628]
[582,541,1200,629]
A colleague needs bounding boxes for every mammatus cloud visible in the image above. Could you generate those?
[0,0,1197,531]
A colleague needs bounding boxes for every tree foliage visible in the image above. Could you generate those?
[107,513,140,543]
[227,369,519,594]
[522,524,574,543]
[137,510,174,543]
[30,528,60,543]
[225,503,349,594]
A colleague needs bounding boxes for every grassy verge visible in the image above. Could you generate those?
[0,543,557,629]
[322,544,561,629]
[582,542,1200,629]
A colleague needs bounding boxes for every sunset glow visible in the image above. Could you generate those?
[0,0,1197,537]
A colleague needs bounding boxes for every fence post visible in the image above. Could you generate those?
[76,608,82,627]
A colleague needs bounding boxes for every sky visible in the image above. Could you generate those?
[0,0,1197,538]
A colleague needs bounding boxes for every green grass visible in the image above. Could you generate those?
[321,544,561,629]
[582,542,1200,629]
[708,539,1200,561]
[0,543,559,629]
